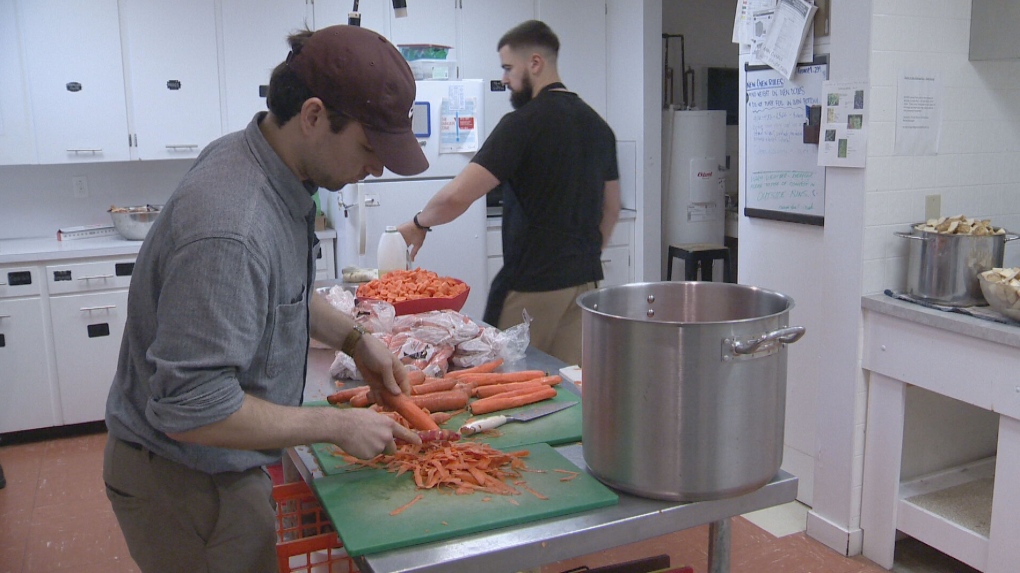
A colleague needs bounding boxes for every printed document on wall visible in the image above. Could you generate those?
[895,70,942,156]
[754,0,816,79]
[732,0,777,46]
[749,6,814,67]
[440,84,479,154]
[818,80,868,167]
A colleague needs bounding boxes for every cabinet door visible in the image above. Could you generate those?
[0,0,37,165]
[19,0,131,163]
[221,0,311,133]
[0,298,60,432]
[387,0,457,54]
[49,290,128,425]
[313,0,390,33]
[458,0,536,138]
[536,0,607,118]
[121,0,222,160]
[600,245,630,288]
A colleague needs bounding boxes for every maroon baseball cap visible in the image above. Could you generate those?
[288,25,428,176]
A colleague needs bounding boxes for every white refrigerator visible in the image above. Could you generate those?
[324,80,489,319]
[661,109,727,280]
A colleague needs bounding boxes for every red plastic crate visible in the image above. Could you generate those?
[273,481,358,573]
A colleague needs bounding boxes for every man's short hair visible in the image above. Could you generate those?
[265,29,350,133]
[498,20,559,56]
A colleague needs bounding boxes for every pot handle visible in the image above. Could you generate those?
[731,326,806,356]
[1005,233,1019,242]
[894,231,926,241]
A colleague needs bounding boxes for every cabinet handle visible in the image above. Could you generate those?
[80,305,116,312]
[0,282,7,286]
[601,259,612,264]
[165,144,199,151]
[78,274,114,281]
[67,148,102,154]
[0,314,11,319]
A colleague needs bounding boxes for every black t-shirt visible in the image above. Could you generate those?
[473,88,618,292]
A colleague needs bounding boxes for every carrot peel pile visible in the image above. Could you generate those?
[373,441,531,497]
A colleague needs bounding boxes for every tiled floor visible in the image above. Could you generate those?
[0,425,980,573]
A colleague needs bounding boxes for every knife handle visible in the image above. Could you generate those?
[460,415,508,436]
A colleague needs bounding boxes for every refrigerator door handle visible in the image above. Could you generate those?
[357,182,367,256]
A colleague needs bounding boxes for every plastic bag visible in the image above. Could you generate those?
[451,311,531,368]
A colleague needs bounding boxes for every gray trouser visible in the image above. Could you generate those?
[103,436,278,573]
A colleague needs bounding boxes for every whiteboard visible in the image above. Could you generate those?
[744,57,828,225]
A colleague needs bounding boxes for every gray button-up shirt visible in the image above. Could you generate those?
[106,113,317,474]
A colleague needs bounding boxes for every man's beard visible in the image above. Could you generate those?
[510,75,534,110]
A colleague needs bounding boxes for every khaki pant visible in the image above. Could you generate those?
[498,283,595,366]
[103,436,277,573]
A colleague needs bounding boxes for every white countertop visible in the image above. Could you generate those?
[0,228,338,265]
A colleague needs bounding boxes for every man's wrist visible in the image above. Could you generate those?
[341,324,368,357]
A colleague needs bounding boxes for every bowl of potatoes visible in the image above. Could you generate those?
[978,268,1020,321]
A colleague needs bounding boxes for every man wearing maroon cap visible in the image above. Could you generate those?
[104,26,424,572]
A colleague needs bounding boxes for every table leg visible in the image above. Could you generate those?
[707,518,731,573]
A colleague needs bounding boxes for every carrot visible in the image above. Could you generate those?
[469,386,558,415]
[430,409,464,425]
[348,391,375,408]
[356,268,468,303]
[326,386,369,405]
[455,370,548,386]
[389,494,424,516]
[411,378,458,395]
[406,370,427,386]
[379,391,440,431]
[409,389,471,413]
[473,376,561,399]
[445,358,505,378]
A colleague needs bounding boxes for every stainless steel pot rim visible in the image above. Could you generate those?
[575,281,796,326]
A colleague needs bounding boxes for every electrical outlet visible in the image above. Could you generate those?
[72,176,89,199]
[924,194,941,221]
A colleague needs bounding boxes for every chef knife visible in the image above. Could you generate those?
[460,400,577,436]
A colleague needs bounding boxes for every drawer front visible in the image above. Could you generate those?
[607,220,633,248]
[486,228,502,257]
[46,257,136,294]
[0,266,43,298]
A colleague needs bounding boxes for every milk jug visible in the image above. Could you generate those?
[377,226,408,276]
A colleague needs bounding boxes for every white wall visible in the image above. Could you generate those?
[0,160,192,240]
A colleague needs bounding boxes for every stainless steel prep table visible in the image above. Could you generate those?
[288,347,798,573]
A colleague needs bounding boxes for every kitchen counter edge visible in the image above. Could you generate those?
[0,229,338,265]
[862,293,1020,349]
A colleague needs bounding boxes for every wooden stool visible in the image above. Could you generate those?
[667,243,734,283]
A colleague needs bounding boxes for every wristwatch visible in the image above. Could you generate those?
[413,210,432,232]
[341,324,367,357]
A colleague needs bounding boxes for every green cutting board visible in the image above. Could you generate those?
[311,442,617,557]
[306,386,581,476]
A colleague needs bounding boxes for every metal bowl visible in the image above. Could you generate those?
[108,204,162,240]
[977,270,1020,322]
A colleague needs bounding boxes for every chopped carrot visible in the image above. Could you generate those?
[389,494,424,516]
[356,268,468,303]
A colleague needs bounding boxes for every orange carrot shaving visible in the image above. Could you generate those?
[389,494,424,516]
[369,441,531,497]
[555,469,580,482]
[515,481,549,500]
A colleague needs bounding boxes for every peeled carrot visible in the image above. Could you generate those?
[456,370,547,387]
[406,370,427,386]
[411,378,458,395]
[473,376,561,399]
[326,386,369,405]
[445,358,505,379]
[409,390,471,413]
[469,386,557,415]
[380,391,440,432]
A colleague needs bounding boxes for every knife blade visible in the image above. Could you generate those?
[459,400,577,436]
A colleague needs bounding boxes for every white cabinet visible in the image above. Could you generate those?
[315,234,337,282]
[220,0,312,133]
[536,0,607,118]
[19,0,131,164]
[0,266,60,433]
[458,0,536,137]
[121,0,223,160]
[46,257,135,425]
[0,0,37,165]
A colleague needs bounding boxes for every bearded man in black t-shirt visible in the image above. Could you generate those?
[398,20,620,366]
